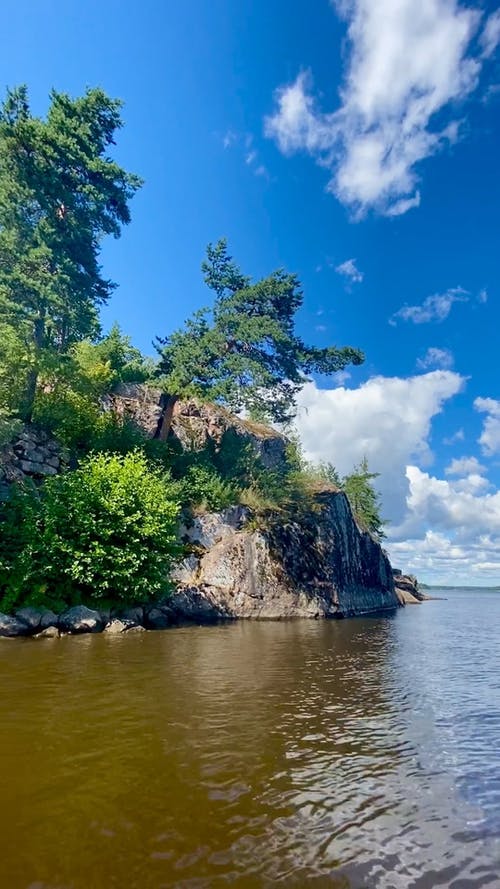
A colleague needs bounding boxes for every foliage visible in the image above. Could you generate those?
[0,85,142,420]
[0,452,180,612]
[156,239,363,423]
[343,458,386,540]
[178,464,237,513]
[73,323,156,393]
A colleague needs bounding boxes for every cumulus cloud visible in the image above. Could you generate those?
[417,347,454,370]
[445,456,486,476]
[293,371,500,582]
[390,287,468,325]
[265,1,499,216]
[294,370,464,523]
[475,397,500,455]
[335,258,364,283]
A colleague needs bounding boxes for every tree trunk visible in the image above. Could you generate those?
[157,394,179,441]
[22,312,45,423]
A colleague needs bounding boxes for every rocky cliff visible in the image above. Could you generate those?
[170,495,398,620]
[1,384,401,626]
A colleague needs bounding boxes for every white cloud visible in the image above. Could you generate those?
[390,287,468,324]
[445,456,486,476]
[417,347,454,370]
[475,397,500,455]
[477,288,488,303]
[266,1,498,216]
[480,9,500,58]
[293,371,500,583]
[443,427,465,445]
[335,258,364,283]
[295,370,464,523]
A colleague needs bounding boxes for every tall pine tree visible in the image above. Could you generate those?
[0,86,142,420]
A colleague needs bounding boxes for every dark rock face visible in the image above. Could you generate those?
[58,606,105,634]
[0,613,32,637]
[172,492,399,621]
[144,605,174,630]
[14,607,59,632]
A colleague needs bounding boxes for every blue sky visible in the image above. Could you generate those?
[2,0,500,584]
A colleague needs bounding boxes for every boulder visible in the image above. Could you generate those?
[58,606,105,634]
[144,605,174,630]
[15,607,59,632]
[103,619,138,634]
[392,571,425,602]
[0,613,32,637]
[34,625,59,638]
[113,605,144,625]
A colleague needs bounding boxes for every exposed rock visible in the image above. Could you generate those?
[14,607,59,632]
[393,571,425,602]
[170,400,287,471]
[105,386,288,472]
[0,613,32,637]
[103,619,128,634]
[0,427,66,494]
[172,491,399,621]
[395,588,421,605]
[113,605,145,625]
[123,624,146,633]
[180,505,249,550]
[101,383,166,437]
[144,605,174,630]
[58,606,105,635]
[34,626,59,639]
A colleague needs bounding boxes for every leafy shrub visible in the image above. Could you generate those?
[179,464,237,513]
[0,451,180,612]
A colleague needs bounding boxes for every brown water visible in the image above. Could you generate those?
[1,590,500,889]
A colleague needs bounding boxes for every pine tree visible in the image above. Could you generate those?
[156,239,364,424]
[0,86,142,420]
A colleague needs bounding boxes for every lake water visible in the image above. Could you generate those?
[1,589,499,888]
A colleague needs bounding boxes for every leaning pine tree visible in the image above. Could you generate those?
[156,239,364,430]
[0,86,142,421]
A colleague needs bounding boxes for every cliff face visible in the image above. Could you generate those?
[1,386,400,622]
[170,496,398,621]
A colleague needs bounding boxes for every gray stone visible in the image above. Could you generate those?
[123,624,146,633]
[58,606,105,634]
[34,625,59,638]
[0,613,32,637]
[103,619,127,634]
[39,610,59,630]
[103,618,139,634]
[15,607,45,632]
[38,464,58,476]
[114,605,144,625]
[144,606,173,630]
[182,506,248,550]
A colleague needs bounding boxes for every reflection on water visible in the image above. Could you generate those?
[1,590,499,888]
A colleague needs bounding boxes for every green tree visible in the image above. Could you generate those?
[343,457,386,540]
[156,239,363,426]
[0,86,142,420]
[0,451,180,612]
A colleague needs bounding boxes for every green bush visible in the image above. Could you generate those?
[179,464,237,513]
[0,451,180,612]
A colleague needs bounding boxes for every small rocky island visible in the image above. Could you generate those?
[0,385,407,638]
